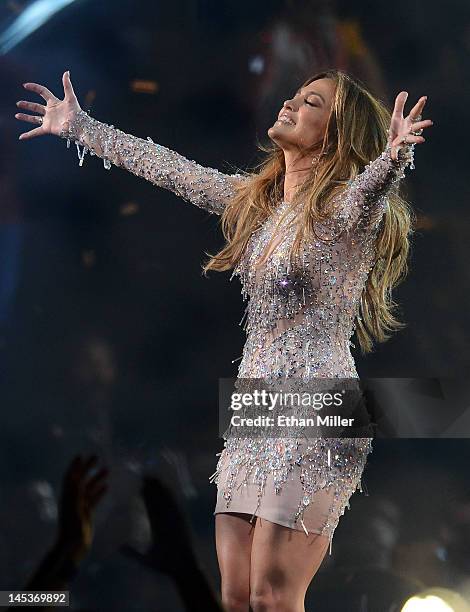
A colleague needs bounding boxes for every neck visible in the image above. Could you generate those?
[283,149,321,202]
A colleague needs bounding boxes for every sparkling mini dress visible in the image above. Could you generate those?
[61,110,415,552]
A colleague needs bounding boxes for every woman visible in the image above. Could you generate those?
[15,69,432,611]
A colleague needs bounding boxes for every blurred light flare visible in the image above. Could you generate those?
[402,589,470,612]
[249,55,265,75]
[414,213,438,230]
[0,0,78,54]
[119,201,140,216]
[84,89,96,110]
[402,597,454,611]
[130,79,159,94]
[29,479,58,521]
[81,249,95,268]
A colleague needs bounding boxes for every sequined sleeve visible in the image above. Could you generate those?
[59,109,246,215]
[336,142,415,234]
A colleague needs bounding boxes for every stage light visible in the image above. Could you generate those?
[402,588,470,612]
[0,0,78,54]
[402,596,454,612]
[119,202,140,216]
[130,79,159,94]
[81,249,95,268]
[248,55,265,75]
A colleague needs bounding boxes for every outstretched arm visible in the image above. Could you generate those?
[336,92,433,234]
[60,109,245,215]
[15,71,246,215]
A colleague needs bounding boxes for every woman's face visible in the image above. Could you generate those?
[268,77,336,154]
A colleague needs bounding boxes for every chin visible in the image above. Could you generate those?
[267,125,280,143]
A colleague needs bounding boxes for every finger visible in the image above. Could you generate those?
[64,455,83,481]
[63,71,76,100]
[87,483,108,507]
[408,96,427,121]
[81,455,99,475]
[16,100,46,114]
[85,468,109,492]
[23,82,57,103]
[18,126,45,140]
[390,143,401,161]
[406,135,425,144]
[63,456,88,493]
[410,119,433,131]
[393,91,408,117]
[15,113,43,125]
[68,455,99,488]
[392,135,425,147]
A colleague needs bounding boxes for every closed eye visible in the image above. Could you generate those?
[305,100,317,107]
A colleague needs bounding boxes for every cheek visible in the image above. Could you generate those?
[296,114,326,142]
[298,111,325,134]
[309,115,326,133]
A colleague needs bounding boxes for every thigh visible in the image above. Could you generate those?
[215,512,256,594]
[250,517,330,603]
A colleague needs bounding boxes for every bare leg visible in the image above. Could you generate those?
[216,512,256,612]
[249,518,330,612]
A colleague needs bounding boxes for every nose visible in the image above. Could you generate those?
[283,99,294,110]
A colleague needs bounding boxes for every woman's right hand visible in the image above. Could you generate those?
[15,71,82,140]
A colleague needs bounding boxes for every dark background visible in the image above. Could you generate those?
[1,0,469,609]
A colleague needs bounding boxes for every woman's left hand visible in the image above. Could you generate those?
[388,92,433,160]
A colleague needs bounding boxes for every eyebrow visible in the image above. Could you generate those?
[295,88,326,104]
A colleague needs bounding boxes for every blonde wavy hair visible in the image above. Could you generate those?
[204,69,415,354]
